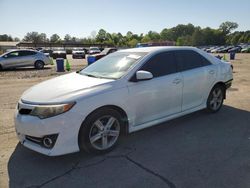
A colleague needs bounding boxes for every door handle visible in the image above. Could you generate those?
[209,70,215,74]
[173,78,181,84]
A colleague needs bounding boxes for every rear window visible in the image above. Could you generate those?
[175,50,211,72]
[19,51,37,56]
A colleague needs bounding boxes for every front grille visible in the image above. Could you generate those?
[26,135,43,144]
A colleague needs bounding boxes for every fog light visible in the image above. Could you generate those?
[42,134,58,149]
[43,137,53,148]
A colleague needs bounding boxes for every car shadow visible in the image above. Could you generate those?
[0,67,52,72]
[7,105,250,187]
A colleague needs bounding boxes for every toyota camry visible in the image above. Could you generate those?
[15,47,233,156]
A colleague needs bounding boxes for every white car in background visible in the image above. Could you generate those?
[88,47,101,55]
[15,47,233,156]
[72,48,85,59]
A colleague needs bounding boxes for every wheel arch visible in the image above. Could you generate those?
[78,104,129,138]
[211,81,227,99]
[77,104,129,151]
[34,59,44,64]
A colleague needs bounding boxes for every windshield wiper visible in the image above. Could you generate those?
[82,73,99,78]
[80,72,116,80]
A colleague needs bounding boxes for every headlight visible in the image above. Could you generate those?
[30,103,75,119]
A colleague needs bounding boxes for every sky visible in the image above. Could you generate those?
[0,0,250,39]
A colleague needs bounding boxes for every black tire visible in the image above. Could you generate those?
[34,60,45,69]
[0,64,2,71]
[79,108,123,154]
[207,85,224,113]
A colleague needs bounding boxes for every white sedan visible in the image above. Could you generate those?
[15,47,233,156]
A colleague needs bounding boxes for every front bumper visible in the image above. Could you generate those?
[72,53,85,58]
[225,79,233,89]
[14,102,84,156]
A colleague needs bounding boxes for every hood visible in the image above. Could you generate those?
[21,72,114,104]
[53,51,66,54]
[72,50,85,53]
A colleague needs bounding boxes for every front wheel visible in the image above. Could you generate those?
[207,85,224,113]
[79,108,122,154]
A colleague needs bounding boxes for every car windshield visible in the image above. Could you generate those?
[80,52,147,79]
[90,48,99,51]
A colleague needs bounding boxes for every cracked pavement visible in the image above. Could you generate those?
[1,54,250,188]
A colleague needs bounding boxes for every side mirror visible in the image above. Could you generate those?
[136,70,153,81]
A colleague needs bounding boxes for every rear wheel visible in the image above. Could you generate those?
[79,108,122,154]
[34,60,44,69]
[207,85,224,113]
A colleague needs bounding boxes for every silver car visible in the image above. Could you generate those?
[0,49,50,70]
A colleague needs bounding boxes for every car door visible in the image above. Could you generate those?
[19,51,37,66]
[175,50,216,111]
[1,51,22,68]
[127,51,182,126]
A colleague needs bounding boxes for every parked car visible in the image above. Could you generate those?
[88,47,101,55]
[217,46,234,53]
[211,47,225,53]
[52,49,67,59]
[228,46,242,53]
[72,48,85,59]
[15,47,233,156]
[0,49,50,70]
[40,49,53,57]
[87,48,117,64]
[241,47,250,53]
[205,46,218,53]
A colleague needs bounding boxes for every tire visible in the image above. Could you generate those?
[207,85,224,113]
[0,64,2,71]
[34,60,45,69]
[79,108,123,154]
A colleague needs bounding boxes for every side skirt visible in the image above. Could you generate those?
[128,104,206,133]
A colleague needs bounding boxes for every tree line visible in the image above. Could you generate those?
[1,22,249,47]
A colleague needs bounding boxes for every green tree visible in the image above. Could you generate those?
[160,28,174,41]
[128,39,139,47]
[96,29,107,43]
[219,21,238,35]
[50,34,61,43]
[0,34,13,41]
[64,34,72,42]
[23,32,41,43]
[141,35,151,43]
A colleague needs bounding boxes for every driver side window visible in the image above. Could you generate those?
[140,51,177,78]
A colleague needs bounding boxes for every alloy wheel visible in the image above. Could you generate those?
[210,88,223,111]
[89,115,120,150]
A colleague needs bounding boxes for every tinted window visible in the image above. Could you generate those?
[200,55,212,66]
[140,52,177,77]
[175,50,211,72]
[6,51,19,58]
[19,51,37,56]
